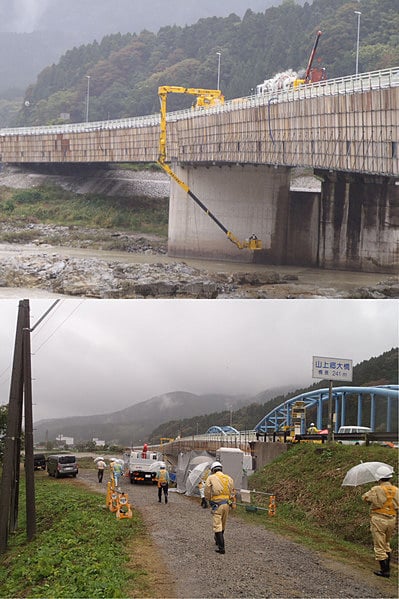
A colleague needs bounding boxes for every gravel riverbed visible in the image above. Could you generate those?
[77,469,396,599]
[1,166,398,299]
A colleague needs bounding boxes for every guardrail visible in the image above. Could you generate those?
[1,66,397,138]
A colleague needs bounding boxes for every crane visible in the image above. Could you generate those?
[294,31,326,87]
[157,85,262,251]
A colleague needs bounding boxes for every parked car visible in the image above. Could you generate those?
[47,454,78,478]
[33,453,46,470]
[337,425,372,445]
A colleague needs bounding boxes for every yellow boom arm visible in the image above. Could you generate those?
[157,85,262,251]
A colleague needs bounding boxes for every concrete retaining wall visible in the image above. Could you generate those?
[249,442,289,472]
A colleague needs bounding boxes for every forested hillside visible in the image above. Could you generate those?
[17,0,399,126]
[148,347,398,442]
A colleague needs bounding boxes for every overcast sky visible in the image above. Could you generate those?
[0,0,275,34]
[0,299,397,423]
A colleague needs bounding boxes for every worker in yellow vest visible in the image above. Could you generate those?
[155,464,170,504]
[204,461,234,554]
[362,465,398,578]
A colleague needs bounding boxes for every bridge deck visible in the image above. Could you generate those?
[1,68,398,177]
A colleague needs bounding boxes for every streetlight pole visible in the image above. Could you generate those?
[85,75,91,122]
[354,11,361,76]
[216,52,221,90]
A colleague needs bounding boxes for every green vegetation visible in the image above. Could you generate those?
[245,443,398,577]
[16,0,399,126]
[0,474,153,598]
[1,446,397,597]
[0,185,169,238]
[148,348,398,443]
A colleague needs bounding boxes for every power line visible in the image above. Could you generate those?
[33,299,85,353]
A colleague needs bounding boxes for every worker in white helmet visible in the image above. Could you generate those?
[204,461,234,554]
[307,422,319,434]
[362,465,398,578]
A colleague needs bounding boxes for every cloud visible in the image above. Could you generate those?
[6,0,51,33]
[0,299,397,422]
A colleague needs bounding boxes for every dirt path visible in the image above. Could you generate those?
[77,469,397,599]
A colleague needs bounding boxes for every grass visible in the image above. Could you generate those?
[0,474,156,598]
[0,185,169,237]
[243,443,398,577]
[1,446,397,596]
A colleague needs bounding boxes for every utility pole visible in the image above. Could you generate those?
[23,302,35,541]
[0,300,26,554]
[327,380,334,443]
[85,75,91,122]
[0,299,60,554]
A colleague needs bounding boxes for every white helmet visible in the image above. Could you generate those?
[375,465,393,480]
[210,461,223,472]
[310,423,315,427]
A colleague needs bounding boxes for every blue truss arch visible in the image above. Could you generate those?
[254,385,399,435]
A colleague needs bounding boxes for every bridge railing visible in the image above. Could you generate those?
[1,67,398,138]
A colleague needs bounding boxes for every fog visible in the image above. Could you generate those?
[0,0,277,35]
[0,299,397,422]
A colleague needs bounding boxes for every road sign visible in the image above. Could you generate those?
[312,356,353,382]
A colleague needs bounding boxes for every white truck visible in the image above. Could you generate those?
[128,448,165,484]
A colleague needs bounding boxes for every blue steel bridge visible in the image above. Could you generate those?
[254,385,399,435]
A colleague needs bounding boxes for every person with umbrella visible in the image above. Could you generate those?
[95,457,107,483]
[362,465,398,578]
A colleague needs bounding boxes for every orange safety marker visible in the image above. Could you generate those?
[268,494,276,516]
[116,492,133,519]
[109,489,119,513]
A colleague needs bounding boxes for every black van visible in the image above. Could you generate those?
[33,454,46,470]
[47,454,78,478]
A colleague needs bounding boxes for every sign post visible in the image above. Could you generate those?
[312,356,353,442]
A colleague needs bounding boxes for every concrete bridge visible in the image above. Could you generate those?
[1,67,398,272]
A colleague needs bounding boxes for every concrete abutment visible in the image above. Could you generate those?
[318,171,399,273]
[168,164,398,272]
[168,164,291,264]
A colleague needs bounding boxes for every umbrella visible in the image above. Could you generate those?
[93,456,104,462]
[342,461,394,486]
[185,461,211,496]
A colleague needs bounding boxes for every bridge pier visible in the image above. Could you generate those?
[168,165,398,272]
[168,164,291,263]
[318,171,399,273]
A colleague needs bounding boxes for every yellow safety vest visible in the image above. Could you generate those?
[211,472,231,502]
[157,470,168,484]
[372,485,397,516]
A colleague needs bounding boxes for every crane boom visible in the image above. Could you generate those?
[157,85,262,251]
[304,30,322,83]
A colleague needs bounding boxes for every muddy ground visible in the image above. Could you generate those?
[75,469,397,599]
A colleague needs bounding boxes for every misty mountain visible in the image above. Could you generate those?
[1,1,279,36]
[0,0,279,97]
[148,348,399,442]
[0,31,83,95]
[9,0,399,128]
[33,385,293,447]
[33,347,398,447]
